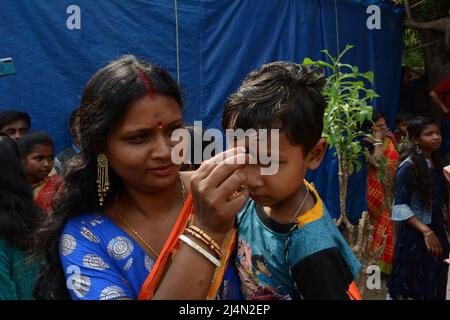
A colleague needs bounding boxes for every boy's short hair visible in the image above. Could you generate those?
[0,110,31,131]
[222,61,326,154]
[395,113,411,125]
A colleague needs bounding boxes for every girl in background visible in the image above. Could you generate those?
[18,131,63,214]
[388,117,450,300]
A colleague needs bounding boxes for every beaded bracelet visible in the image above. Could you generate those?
[373,142,383,146]
[179,235,221,267]
[187,224,222,253]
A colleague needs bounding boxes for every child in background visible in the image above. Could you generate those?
[18,131,63,214]
[393,113,410,147]
[222,61,361,300]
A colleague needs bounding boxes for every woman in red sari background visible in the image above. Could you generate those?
[364,112,400,274]
[18,131,63,214]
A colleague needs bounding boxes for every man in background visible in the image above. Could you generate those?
[0,110,31,141]
[430,76,450,163]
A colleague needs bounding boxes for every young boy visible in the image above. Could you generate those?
[393,113,410,145]
[222,62,361,300]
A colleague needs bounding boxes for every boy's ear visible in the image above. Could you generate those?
[306,138,327,170]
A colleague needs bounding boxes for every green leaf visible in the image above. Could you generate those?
[303,57,315,65]
[354,160,362,173]
[321,49,336,64]
[337,44,354,62]
[362,71,374,83]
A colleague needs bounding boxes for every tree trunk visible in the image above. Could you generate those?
[420,29,450,89]
[335,148,354,232]
[402,3,450,105]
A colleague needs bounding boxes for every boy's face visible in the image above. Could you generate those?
[233,132,326,207]
[0,119,29,141]
[397,120,408,135]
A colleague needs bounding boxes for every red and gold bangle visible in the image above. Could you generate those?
[184,228,222,258]
[186,224,222,255]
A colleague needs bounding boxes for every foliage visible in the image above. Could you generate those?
[414,0,450,20]
[304,45,378,176]
[403,29,424,69]
[394,0,449,20]
[304,45,378,229]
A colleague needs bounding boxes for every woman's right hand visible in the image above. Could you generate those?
[424,231,443,258]
[190,147,250,243]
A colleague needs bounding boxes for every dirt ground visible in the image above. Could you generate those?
[361,274,389,300]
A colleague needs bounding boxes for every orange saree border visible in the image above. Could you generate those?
[137,193,236,300]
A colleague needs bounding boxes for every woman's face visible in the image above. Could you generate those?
[105,93,184,193]
[372,117,388,134]
[416,124,441,152]
[23,143,54,184]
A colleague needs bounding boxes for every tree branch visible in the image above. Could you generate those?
[404,18,450,50]
[404,17,450,32]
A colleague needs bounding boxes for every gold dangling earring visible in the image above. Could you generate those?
[97,154,110,206]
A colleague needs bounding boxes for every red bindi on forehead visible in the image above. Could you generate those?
[142,118,163,129]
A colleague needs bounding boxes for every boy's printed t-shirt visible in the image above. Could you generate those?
[236,181,361,300]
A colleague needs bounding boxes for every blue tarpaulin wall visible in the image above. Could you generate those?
[0,0,404,221]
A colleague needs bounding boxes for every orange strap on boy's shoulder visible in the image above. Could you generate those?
[347,281,362,300]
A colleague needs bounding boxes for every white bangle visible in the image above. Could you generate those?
[179,234,221,267]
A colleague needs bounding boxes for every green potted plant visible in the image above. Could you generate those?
[304,44,378,234]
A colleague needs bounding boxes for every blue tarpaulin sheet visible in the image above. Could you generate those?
[0,0,404,221]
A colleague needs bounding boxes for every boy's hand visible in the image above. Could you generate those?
[190,147,250,243]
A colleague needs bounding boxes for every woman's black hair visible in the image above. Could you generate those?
[401,116,447,210]
[0,135,42,251]
[222,61,326,155]
[17,131,55,158]
[31,55,183,299]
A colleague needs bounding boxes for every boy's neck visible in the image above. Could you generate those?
[263,185,315,225]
